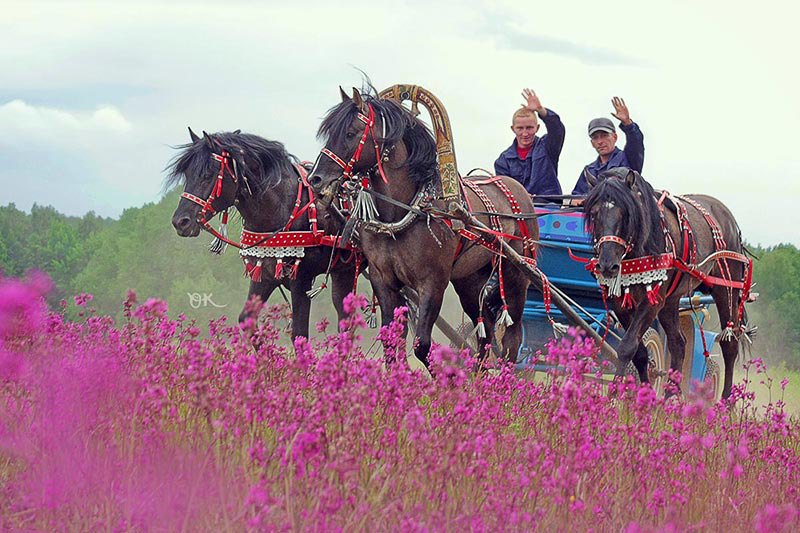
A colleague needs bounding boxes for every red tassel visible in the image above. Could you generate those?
[251,259,263,282]
[646,283,661,306]
[289,260,300,280]
[274,258,284,279]
[621,288,634,309]
[244,259,255,277]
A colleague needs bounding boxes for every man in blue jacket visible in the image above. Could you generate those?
[572,97,644,195]
[494,88,565,196]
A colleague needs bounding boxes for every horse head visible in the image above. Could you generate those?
[309,87,384,207]
[310,86,438,210]
[167,127,300,238]
[168,129,243,237]
[583,168,653,278]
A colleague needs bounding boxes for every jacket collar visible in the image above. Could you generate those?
[588,147,624,171]
[502,137,542,160]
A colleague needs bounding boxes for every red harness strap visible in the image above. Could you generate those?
[462,178,502,232]
[239,166,347,250]
[579,190,753,336]
[181,149,236,222]
[656,193,697,298]
[460,176,535,253]
[672,250,752,289]
[585,253,674,276]
[489,177,535,257]
[440,219,537,267]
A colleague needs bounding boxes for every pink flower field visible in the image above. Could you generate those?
[0,274,798,531]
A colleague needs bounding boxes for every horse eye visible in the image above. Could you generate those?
[346,131,356,140]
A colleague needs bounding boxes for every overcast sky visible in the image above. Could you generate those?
[2,0,798,246]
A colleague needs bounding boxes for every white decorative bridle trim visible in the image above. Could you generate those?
[239,246,306,259]
[597,268,668,290]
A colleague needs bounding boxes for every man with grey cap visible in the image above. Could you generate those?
[571,97,644,194]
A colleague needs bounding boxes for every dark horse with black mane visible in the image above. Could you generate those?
[583,167,752,399]
[309,88,538,367]
[167,129,359,339]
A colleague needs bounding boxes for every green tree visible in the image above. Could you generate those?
[749,244,800,369]
[71,190,250,322]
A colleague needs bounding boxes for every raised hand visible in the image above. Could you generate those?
[521,88,547,116]
[611,96,632,125]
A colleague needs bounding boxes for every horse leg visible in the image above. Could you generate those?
[329,264,358,326]
[238,279,280,323]
[614,309,652,383]
[615,306,658,380]
[631,343,650,384]
[658,301,686,394]
[497,264,529,364]
[369,271,407,365]
[451,268,492,359]
[711,283,742,401]
[412,280,449,369]
[285,274,314,340]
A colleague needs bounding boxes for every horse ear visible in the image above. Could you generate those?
[625,169,636,188]
[351,88,366,112]
[233,129,241,134]
[584,168,598,189]
[339,86,350,102]
[202,130,214,148]
[188,127,200,143]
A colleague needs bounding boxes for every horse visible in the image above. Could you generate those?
[582,167,752,399]
[308,88,538,368]
[167,128,360,340]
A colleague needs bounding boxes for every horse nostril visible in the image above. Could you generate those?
[597,261,621,278]
[173,216,192,231]
[309,174,323,189]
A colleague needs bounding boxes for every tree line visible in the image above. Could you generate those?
[1,196,798,368]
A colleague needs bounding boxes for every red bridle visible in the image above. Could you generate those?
[318,103,389,185]
[595,234,632,254]
[180,150,238,224]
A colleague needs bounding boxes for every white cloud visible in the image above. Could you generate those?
[0,100,131,142]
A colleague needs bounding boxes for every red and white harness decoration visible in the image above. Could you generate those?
[319,103,390,224]
[180,150,346,283]
[577,189,753,343]
[239,166,351,283]
[445,176,543,336]
[180,150,238,255]
[594,252,673,307]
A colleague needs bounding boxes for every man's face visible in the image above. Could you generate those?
[590,130,618,156]
[511,116,539,149]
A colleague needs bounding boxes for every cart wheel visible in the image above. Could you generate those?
[704,358,722,401]
[643,327,668,395]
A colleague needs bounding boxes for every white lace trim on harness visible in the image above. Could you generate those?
[239,246,306,259]
[597,268,668,297]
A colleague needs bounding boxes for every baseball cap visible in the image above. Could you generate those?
[588,118,615,136]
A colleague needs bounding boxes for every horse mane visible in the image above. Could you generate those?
[164,132,298,198]
[583,168,665,257]
[317,86,439,188]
